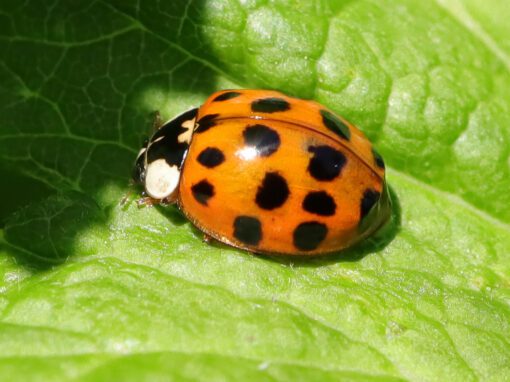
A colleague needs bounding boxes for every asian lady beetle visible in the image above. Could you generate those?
[132,89,391,256]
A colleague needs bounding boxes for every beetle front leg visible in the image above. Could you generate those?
[136,196,160,208]
[152,111,162,131]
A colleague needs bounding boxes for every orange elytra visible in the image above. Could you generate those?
[132,89,391,256]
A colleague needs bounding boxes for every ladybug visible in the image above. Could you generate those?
[132,89,391,256]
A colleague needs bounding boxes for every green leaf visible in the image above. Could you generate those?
[3,192,107,268]
[0,1,509,381]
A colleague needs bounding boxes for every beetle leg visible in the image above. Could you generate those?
[202,233,215,244]
[136,196,160,208]
[120,189,133,207]
[153,111,162,130]
[120,180,138,208]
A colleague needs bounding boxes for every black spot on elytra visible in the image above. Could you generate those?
[307,145,347,181]
[372,148,385,169]
[146,108,198,168]
[233,216,262,246]
[293,221,328,251]
[195,113,220,133]
[320,110,351,140]
[197,147,225,168]
[251,97,290,113]
[302,191,336,216]
[243,124,281,157]
[213,91,242,102]
[360,189,380,219]
[255,172,289,210]
[191,180,214,205]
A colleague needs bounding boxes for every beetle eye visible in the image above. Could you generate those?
[132,145,147,184]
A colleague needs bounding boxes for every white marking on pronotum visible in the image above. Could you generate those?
[152,135,165,143]
[178,118,196,143]
[136,147,146,160]
[144,159,180,199]
[182,119,195,130]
